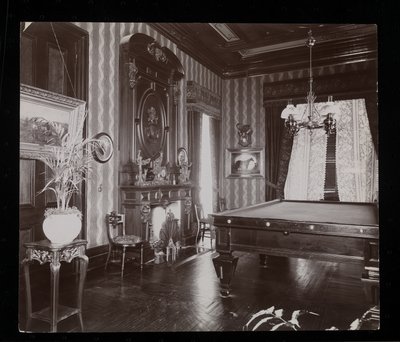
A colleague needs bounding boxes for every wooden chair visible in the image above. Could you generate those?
[194,204,214,248]
[105,211,144,277]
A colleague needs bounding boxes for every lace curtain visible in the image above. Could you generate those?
[336,99,378,202]
[284,99,378,202]
[284,103,328,200]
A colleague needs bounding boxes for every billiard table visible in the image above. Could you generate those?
[211,199,379,303]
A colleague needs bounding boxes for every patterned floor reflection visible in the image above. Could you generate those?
[19,238,373,332]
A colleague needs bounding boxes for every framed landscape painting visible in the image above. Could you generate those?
[225,147,265,179]
[20,84,86,159]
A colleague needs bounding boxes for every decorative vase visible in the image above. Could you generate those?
[43,212,82,244]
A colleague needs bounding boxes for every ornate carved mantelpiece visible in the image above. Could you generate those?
[120,184,195,246]
[119,34,195,247]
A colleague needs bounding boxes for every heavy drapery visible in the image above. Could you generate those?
[264,102,288,201]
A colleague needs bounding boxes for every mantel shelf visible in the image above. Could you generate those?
[120,184,194,245]
[120,183,192,191]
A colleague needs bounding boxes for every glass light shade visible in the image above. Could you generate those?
[281,104,299,119]
[292,109,303,121]
[320,100,340,119]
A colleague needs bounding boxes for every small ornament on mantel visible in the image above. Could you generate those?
[236,123,253,147]
[135,150,151,185]
[178,161,192,184]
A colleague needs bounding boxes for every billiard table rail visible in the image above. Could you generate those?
[211,216,378,240]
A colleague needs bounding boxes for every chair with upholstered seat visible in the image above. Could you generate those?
[105,211,144,277]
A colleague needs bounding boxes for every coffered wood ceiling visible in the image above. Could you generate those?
[149,23,377,79]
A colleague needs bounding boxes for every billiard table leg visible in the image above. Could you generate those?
[212,252,238,298]
[259,254,268,268]
[361,279,379,305]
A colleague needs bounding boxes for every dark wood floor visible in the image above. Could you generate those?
[19,238,374,333]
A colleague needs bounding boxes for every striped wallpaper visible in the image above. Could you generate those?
[72,22,223,248]
[221,76,266,210]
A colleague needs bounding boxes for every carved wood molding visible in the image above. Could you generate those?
[184,196,192,215]
[263,71,377,103]
[60,246,81,263]
[29,249,53,264]
[186,81,222,117]
[147,41,168,64]
[128,59,140,89]
[123,33,184,85]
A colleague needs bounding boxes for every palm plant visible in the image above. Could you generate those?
[243,305,379,331]
[37,111,99,215]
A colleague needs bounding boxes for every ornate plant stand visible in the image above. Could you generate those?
[22,239,88,332]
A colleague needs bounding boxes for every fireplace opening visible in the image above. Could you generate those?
[151,201,181,243]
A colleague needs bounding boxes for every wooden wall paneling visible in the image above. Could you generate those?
[47,42,68,94]
[20,32,36,86]
[19,229,33,264]
[19,159,35,208]
[19,159,46,264]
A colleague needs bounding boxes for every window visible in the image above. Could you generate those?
[188,110,221,215]
[284,99,378,202]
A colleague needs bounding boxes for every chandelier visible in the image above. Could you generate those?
[280,30,340,136]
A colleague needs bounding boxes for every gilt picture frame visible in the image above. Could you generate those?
[225,147,265,179]
[20,84,86,159]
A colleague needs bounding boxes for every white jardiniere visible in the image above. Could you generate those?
[43,208,82,244]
